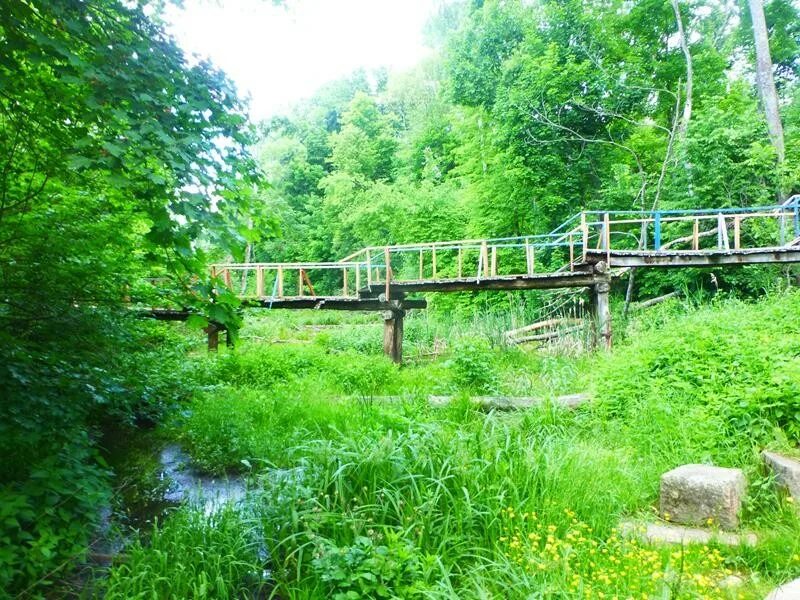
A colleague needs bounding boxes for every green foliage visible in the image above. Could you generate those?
[0,437,110,594]
[312,534,422,599]
[596,292,800,464]
[102,507,265,599]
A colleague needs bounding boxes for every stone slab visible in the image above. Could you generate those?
[766,577,800,600]
[660,464,746,530]
[619,521,757,547]
[762,451,800,501]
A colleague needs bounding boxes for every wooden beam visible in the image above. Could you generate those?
[277,266,284,298]
[243,297,427,311]
[490,245,497,276]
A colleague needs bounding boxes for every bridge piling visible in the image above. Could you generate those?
[382,298,405,364]
[591,262,612,350]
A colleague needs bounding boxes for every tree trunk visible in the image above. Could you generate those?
[748,0,785,164]
[671,0,693,139]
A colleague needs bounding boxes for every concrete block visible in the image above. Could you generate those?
[766,577,800,600]
[619,521,757,547]
[660,464,746,530]
[763,451,800,501]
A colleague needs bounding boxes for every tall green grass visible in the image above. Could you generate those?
[108,292,800,597]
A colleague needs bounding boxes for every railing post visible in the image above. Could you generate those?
[419,248,423,280]
[490,245,497,277]
[480,241,489,280]
[604,212,611,264]
[733,216,741,250]
[343,267,348,297]
[366,250,372,287]
[457,247,463,279]
[581,212,588,261]
[277,266,284,298]
[355,264,361,293]
[653,212,661,251]
[432,245,437,280]
[223,269,232,289]
[525,237,533,276]
[256,267,264,297]
[780,212,786,246]
[794,199,800,238]
[693,219,699,250]
[384,246,392,301]
[298,268,304,297]
[569,232,574,271]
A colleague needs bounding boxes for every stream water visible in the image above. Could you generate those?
[159,443,247,514]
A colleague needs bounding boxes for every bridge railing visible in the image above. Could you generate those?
[211,199,800,300]
[210,261,365,300]
[581,199,800,261]
[340,228,599,288]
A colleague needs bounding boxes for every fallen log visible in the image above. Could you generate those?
[510,326,582,345]
[632,291,681,310]
[504,318,582,341]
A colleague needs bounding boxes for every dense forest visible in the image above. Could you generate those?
[253,0,799,303]
[1,0,799,597]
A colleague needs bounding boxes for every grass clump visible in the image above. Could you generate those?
[102,507,265,599]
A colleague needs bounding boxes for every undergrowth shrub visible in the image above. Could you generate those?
[447,337,499,393]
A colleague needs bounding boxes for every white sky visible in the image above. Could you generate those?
[164,0,437,121]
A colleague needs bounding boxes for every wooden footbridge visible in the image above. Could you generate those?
[204,199,800,362]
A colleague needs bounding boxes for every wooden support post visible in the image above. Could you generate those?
[490,246,497,277]
[384,246,392,301]
[355,265,361,293]
[419,248,424,279]
[693,219,699,250]
[256,267,264,298]
[223,269,232,289]
[733,216,741,250]
[432,245,437,280]
[457,247,463,279]
[382,307,405,364]
[366,250,372,286]
[591,271,612,351]
[343,267,348,297]
[298,269,304,297]
[277,266,284,298]
[604,213,611,265]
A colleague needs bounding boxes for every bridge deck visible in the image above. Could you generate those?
[360,271,601,296]
[585,246,800,268]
